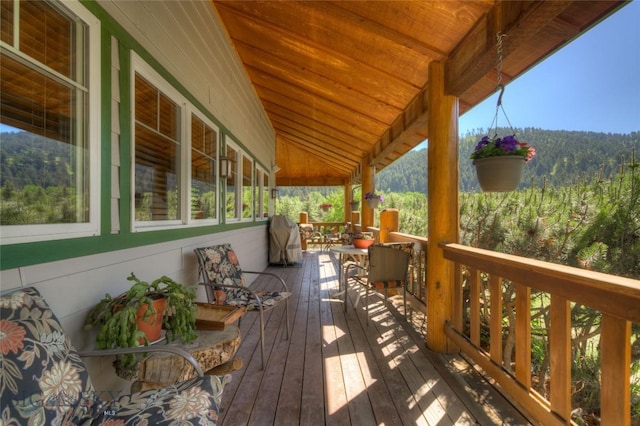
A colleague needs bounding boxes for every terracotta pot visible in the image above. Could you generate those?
[352,238,374,249]
[213,290,227,305]
[136,297,167,344]
[473,156,525,192]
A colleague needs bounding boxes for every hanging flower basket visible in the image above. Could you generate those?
[366,198,380,209]
[364,192,383,209]
[320,203,332,212]
[473,155,526,192]
[470,33,537,193]
[350,200,360,211]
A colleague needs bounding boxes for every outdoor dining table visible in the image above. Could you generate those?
[329,245,369,308]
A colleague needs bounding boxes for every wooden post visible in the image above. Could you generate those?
[361,157,374,230]
[344,182,351,224]
[379,209,399,243]
[350,211,360,229]
[299,212,309,251]
[426,61,459,353]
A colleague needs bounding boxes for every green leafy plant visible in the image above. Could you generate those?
[84,273,198,368]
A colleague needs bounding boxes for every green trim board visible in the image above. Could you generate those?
[0,220,266,270]
[100,25,112,236]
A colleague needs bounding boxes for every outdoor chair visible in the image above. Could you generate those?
[346,242,414,323]
[0,287,230,425]
[194,244,291,369]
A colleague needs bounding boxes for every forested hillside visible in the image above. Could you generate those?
[2,128,637,194]
[0,131,76,189]
[376,128,640,193]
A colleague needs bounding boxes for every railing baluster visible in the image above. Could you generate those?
[600,314,631,426]
[489,274,503,366]
[549,295,571,421]
[469,267,481,347]
[515,283,531,387]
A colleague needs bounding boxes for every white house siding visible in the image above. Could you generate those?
[0,228,268,391]
[0,1,277,392]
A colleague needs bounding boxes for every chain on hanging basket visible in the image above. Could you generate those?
[470,32,537,192]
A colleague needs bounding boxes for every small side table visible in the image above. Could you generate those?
[122,326,242,391]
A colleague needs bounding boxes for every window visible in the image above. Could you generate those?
[254,166,268,219]
[242,154,253,219]
[190,113,219,222]
[0,0,100,243]
[224,139,256,223]
[133,73,182,225]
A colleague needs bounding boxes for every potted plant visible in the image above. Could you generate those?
[320,202,333,212]
[351,232,375,249]
[350,199,360,211]
[84,273,198,369]
[364,192,384,208]
[470,134,536,192]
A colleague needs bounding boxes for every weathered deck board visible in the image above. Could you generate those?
[217,250,530,425]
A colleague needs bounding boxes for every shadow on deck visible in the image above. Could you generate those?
[217,250,531,425]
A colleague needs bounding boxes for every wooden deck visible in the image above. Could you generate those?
[217,250,530,426]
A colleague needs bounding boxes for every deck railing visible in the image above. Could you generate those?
[441,243,639,426]
[301,216,639,424]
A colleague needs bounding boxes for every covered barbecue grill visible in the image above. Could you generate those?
[269,215,302,265]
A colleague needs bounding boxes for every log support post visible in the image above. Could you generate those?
[344,181,351,224]
[361,157,374,231]
[426,61,459,352]
[299,212,309,251]
[379,209,399,243]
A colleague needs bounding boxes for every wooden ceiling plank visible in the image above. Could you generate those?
[264,101,371,145]
[214,0,433,86]
[262,99,379,142]
[275,125,363,166]
[277,136,357,173]
[270,114,370,152]
[247,66,400,125]
[256,86,387,136]
[231,34,419,110]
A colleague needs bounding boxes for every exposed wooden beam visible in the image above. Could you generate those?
[446,1,574,96]
[371,87,429,167]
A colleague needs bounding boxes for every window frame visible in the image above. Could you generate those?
[224,137,240,222]
[0,0,101,244]
[187,108,220,225]
[241,152,254,221]
[131,52,188,231]
[254,165,269,220]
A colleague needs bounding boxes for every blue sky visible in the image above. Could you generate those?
[457,1,639,139]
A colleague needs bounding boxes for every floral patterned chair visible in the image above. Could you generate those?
[194,244,291,369]
[346,242,414,323]
[0,287,230,425]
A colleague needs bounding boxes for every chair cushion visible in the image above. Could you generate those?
[0,287,100,424]
[225,290,291,311]
[198,244,246,299]
[196,245,290,310]
[371,279,405,290]
[93,374,231,425]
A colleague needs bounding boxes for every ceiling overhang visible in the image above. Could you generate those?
[211,0,627,186]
